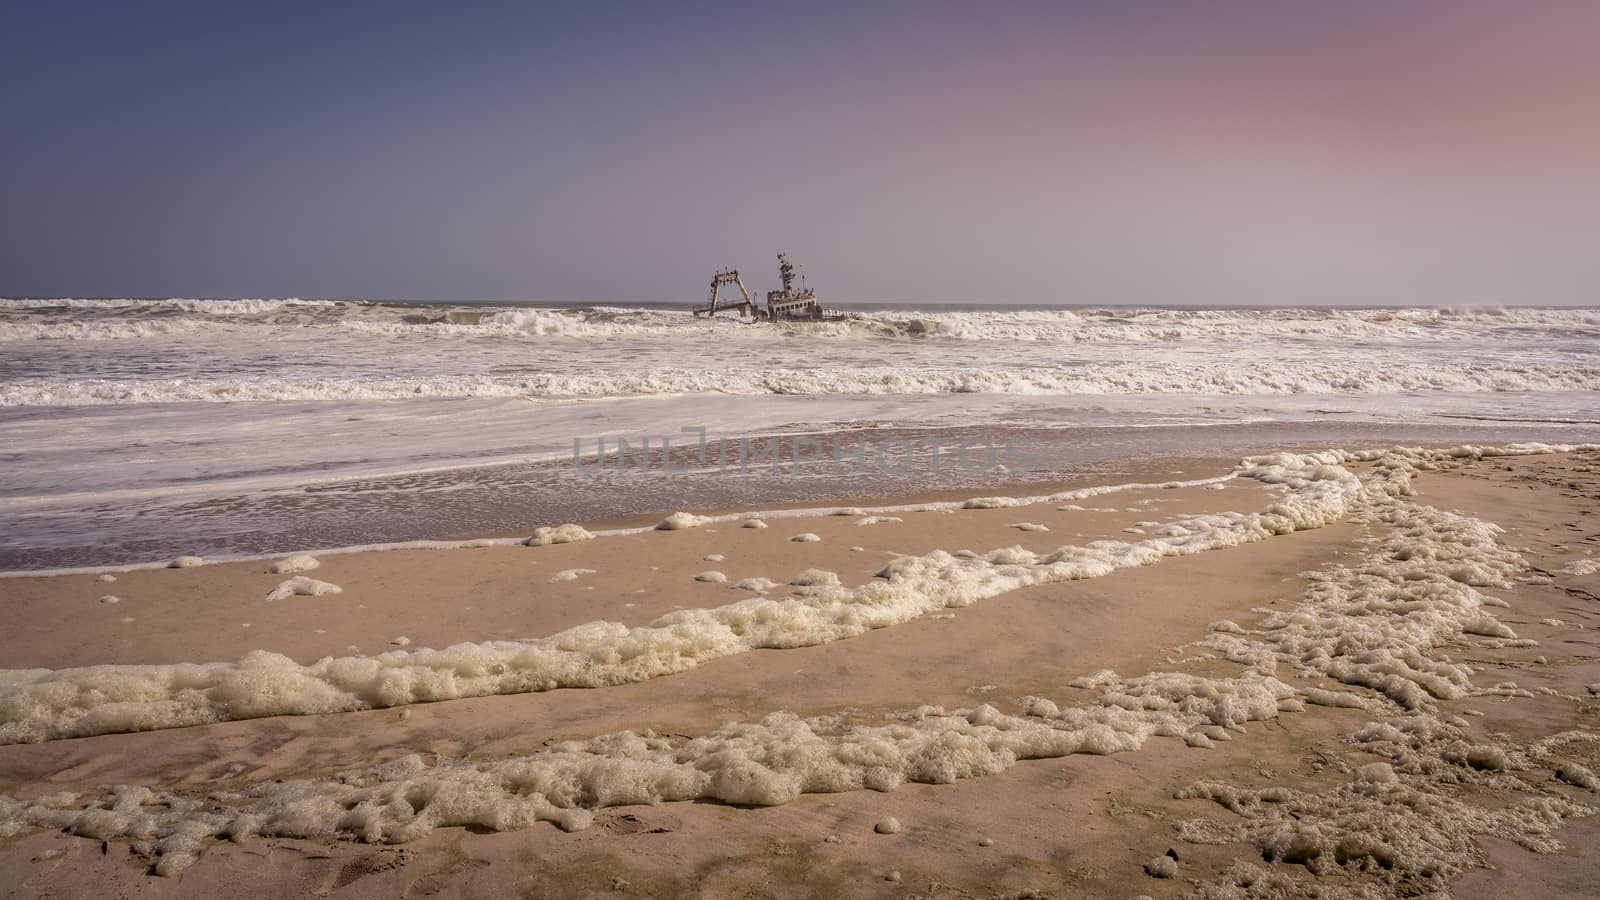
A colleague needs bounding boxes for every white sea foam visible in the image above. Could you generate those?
[0,298,313,315]
[0,666,1296,874]
[0,443,1584,745]
[474,308,652,338]
[1557,762,1600,789]
[523,524,595,547]
[732,577,779,593]
[657,512,712,531]
[266,555,320,575]
[1144,855,1179,878]
[0,298,320,342]
[8,361,1600,407]
[0,446,1444,741]
[6,299,1594,331]
[1,444,1595,879]
[789,569,841,588]
[264,577,341,602]
[0,320,212,342]
[549,568,595,583]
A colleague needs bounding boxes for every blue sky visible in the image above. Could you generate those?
[3,2,1596,304]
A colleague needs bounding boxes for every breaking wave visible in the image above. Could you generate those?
[0,320,211,341]
[330,304,1600,344]
[0,297,319,315]
[3,298,1593,412]
[6,362,1599,406]
[3,297,1597,344]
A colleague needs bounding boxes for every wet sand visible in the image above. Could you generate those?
[1,447,1598,898]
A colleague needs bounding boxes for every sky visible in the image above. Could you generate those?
[3,1,1597,305]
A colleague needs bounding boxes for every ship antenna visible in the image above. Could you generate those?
[777,250,795,293]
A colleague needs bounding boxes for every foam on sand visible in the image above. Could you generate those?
[1559,558,1599,576]
[693,571,728,583]
[732,577,779,593]
[789,569,841,588]
[1557,762,1600,789]
[0,663,1296,874]
[267,555,320,575]
[264,577,342,602]
[1175,719,1595,892]
[790,533,822,543]
[1144,854,1179,878]
[2,445,1597,879]
[961,497,1011,509]
[0,444,1585,746]
[167,556,204,569]
[548,568,596,583]
[1166,483,1600,894]
[524,524,596,546]
[657,512,712,531]
[1201,494,1530,712]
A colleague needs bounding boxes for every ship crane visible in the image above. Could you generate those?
[693,268,758,317]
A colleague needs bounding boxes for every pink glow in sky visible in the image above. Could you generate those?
[3,2,1597,304]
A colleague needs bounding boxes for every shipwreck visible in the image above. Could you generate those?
[693,252,843,321]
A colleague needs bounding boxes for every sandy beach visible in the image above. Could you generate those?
[8,5,1600,896]
[2,443,1597,898]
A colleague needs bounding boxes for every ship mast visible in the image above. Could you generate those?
[777,252,796,294]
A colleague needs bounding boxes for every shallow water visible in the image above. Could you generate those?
[2,299,1597,568]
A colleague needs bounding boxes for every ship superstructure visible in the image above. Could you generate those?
[763,252,821,320]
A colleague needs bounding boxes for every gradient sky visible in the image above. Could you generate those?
[4,1,1597,304]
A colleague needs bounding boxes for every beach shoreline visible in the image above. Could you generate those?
[9,420,1600,573]
[1,443,1597,897]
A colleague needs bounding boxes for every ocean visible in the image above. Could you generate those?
[3,297,1598,570]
